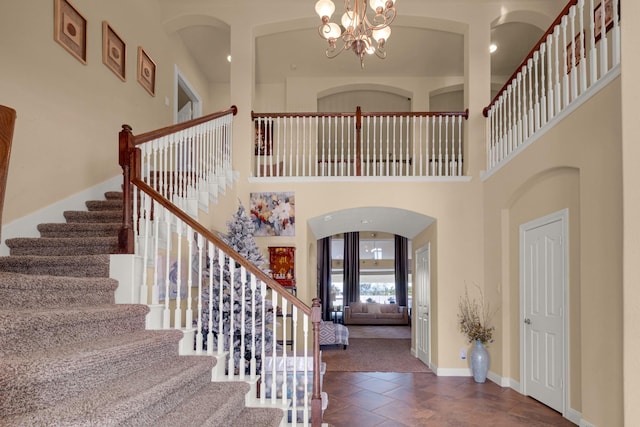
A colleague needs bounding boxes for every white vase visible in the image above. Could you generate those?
[470,339,489,383]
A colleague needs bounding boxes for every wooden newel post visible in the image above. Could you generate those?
[311,297,322,426]
[355,106,362,176]
[118,124,135,254]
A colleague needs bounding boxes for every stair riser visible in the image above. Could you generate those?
[104,191,123,200]
[0,256,110,277]
[64,211,122,223]
[0,287,115,309]
[9,243,118,257]
[0,333,186,416]
[38,224,121,238]
[0,310,148,357]
[86,200,123,211]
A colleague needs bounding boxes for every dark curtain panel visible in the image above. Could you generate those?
[394,235,409,307]
[343,232,360,304]
[317,236,332,321]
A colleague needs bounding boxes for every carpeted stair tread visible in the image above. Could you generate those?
[63,209,122,223]
[37,222,121,238]
[0,304,149,355]
[0,271,117,308]
[104,191,123,200]
[1,354,216,425]
[6,236,118,256]
[154,380,253,427]
[0,254,110,277]
[86,199,123,211]
[0,330,187,415]
[233,407,287,427]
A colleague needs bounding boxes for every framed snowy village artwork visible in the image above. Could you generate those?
[249,192,295,236]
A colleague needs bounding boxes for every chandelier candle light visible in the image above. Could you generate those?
[315,0,397,68]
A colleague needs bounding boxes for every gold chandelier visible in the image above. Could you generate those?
[315,0,397,68]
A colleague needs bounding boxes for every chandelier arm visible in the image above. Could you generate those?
[326,42,349,59]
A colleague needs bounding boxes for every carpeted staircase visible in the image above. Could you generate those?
[0,191,284,426]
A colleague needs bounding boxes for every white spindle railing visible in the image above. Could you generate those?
[484,0,620,174]
[119,108,324,426]
[252,109,468,178]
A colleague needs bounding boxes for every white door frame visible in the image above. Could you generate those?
[415,243,431,367]
[519,208,569,416]
[174,65,202,123]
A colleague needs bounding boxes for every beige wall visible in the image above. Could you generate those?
[483,78,623,425]
[0,0,631,425]
[622,0,640,425]
[0,0,212,224]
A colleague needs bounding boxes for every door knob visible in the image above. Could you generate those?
[524,318,531,325]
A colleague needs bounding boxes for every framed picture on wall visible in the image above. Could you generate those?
[594,0,616,41]
[269,246,296,287]
[137,47,156,96]
[102,21,126,81]
[566,33,584,73]
[53,0,87,64]
[254,120,273,156]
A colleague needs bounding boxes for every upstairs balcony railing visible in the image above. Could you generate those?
[483,0,620,175]
[118,107,324,426]
[252,108,469,179]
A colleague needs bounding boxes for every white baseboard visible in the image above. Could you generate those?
[0,175,121,255]
[432,366,471,377]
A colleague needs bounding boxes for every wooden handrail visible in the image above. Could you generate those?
[131,105,237,146]
[0,105,16,238]
[252,109,469,119]
[483,0,578,117]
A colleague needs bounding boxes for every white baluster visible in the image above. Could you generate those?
[195,235,204,352]
[163,206,172,329]
[249,275,257,378]
[568,5,578,100]
[430,116,436,176]
[185,226,194,331]
[437,116,443,176]
[612,0,620,66]
[151,199,160,305]
[516,72,523,147]
[599,0,608,76]
[578,0,587,94]
[239,266,247,379]
[457,116,463,176]
[561,15,570,108]
[217,248,224,356]
[444,115,449,176]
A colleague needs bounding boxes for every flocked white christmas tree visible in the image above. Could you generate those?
[198,200,275,374]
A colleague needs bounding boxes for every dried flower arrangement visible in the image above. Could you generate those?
[458,283,498,344]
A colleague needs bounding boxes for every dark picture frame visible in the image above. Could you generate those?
[53,0,87,64]
[137,47,156,96]
[594,0,616,42]
[102,21,126,81]
[566,33,584,73]
[254,120,273,155]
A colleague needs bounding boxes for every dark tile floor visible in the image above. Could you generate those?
[322,371,576,426]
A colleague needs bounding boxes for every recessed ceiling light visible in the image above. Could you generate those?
[489,44,497,53]
[227,55,232,62]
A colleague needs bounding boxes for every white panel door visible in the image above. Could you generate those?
[521,212,566,413]
[415,245,430,366]
[177,101,192,123]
